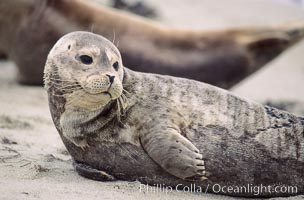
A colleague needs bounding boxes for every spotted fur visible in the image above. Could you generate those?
[45,31,304,197]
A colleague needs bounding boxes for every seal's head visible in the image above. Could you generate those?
[44,31,124,111]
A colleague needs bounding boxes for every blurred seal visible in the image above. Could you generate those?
[1,0,304,87]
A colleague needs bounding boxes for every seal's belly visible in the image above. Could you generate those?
[74,139,186,184]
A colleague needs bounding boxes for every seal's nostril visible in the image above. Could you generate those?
[106,74,115,83]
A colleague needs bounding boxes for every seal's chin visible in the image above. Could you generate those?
[83,88,122,100]
[98,91,117,101]
[84,88,122,101]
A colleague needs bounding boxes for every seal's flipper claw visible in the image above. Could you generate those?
[70,137,89,151]
[185,174,208,182]
[140,127,207,180]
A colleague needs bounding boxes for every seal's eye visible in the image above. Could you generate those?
[79,55,93,65]
[113,61,119,71]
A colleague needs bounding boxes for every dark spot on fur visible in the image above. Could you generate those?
[110,130,118,138]
[205,124,229,135]
[160,114,167,118]
[264,106,289,120]
[288,119,295,123]
[164,163,172,169]
[170,146,178,150]
[68,45,71,50]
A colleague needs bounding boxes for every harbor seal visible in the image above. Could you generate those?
[44,31,304,197]
[1,0,304,87]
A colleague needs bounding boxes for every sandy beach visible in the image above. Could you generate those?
[1,0,304,199]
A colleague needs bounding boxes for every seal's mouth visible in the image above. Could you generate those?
[104,91,113,99]
[82,85,113,96]
[78,76,122,101]
[82,89,118,101]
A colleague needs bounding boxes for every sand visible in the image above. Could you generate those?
[0,0,304,199]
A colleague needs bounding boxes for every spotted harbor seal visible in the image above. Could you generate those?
[44,31,304,197]
[1,0,304,88]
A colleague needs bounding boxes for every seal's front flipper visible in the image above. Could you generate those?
[73,160,116,181]
[140,127,207,181]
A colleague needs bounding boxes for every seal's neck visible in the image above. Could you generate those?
[49,68,132,138]
[60,99,121,138]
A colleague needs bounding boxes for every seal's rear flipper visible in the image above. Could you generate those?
[241,33,290,70]
[237,22,304,74]
[283,22,304,44]
[73,160,116,181]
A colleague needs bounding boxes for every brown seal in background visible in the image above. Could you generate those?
[1,0,304,88]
